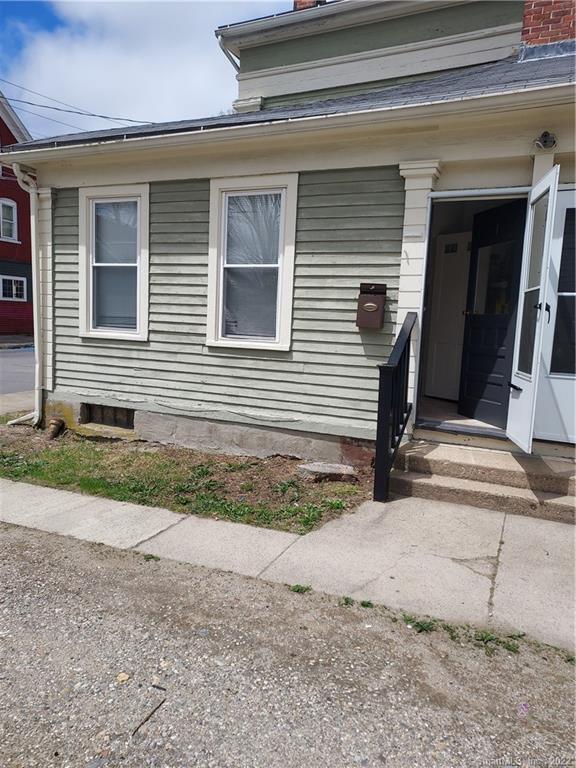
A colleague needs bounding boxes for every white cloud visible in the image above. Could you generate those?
[4,0,288,138]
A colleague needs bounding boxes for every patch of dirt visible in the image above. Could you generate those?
[0,424,373,533]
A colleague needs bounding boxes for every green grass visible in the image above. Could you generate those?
[0,439,354,535]
[340,596,354,607]
[403,613,436,633]
[360,600,374,609]
[290,584,311,594]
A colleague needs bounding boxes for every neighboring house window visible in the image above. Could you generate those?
[207,174,298,351]
[79,185,149,340]
[0,275,27,301]
[0,199,17,241]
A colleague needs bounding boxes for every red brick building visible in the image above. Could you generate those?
[0,91,32,336]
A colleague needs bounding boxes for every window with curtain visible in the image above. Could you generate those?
[207,174,297,351]
[222,192,282,339]
[0,199,17,241]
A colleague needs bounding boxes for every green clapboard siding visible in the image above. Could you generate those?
[51,167,404,437]
[240,2,523,73]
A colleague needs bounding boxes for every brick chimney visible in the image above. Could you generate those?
[293,0,324,9]
[522,0,575,46]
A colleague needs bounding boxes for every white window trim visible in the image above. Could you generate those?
[0,275,27,302]
[0,198,18,243]
[206,173,298,352]
[79,184,149,341]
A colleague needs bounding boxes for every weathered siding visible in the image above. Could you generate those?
[240,2,523,72]
[50,167,404,439]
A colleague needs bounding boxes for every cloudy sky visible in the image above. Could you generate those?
[0,0,288,139]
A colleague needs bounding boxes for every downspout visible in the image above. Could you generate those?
[217,35,240,73]
[8,163,42,426]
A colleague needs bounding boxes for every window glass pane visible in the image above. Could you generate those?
[226,193,281,265]
[518,289,539,374]
[2,278,13,298]
[1,203,14,239]
[14,280,24,299]
[223,267,278,338]
[551,296,576,375]
[93,266,137,329]
[558,208,575,294]
[473,241,515,315]
[527,192,548,289]
[95,201,138,264]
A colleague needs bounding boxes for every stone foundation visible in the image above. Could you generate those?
[43,397,376,467]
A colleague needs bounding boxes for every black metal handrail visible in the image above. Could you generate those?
[373,311,417,502]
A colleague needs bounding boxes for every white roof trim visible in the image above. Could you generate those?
[217,0,469,53]
[0,91,32,144]
[2,83,572,166]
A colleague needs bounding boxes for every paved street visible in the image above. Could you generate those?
[0,347,34,394]
[0,348,34,415]
[0,524,573,768]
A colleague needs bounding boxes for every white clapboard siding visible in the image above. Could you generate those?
[51,167,404,437]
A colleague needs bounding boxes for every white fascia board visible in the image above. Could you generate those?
[0,94,32,143]
[2,83,573,168]
[217,0,467,53]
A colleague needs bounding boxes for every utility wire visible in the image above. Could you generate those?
[0,75,128,125]
[5,96,150,124]
[11,105,86,132]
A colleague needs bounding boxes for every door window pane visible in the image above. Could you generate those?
[557,208,575,294]
[93,266,137,329]
[527,192,548,289]
[94,201,138,264]
[226,193,281,265]
[223,268,278,338]
[473,241,515,315]
[518,289,539,375]
[551,296,575,374]
[517,192,550,375]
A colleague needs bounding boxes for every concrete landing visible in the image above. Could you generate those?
[0,478,573,650]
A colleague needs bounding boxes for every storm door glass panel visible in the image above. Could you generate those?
[92,200,138,330]
[551,208,576,374]
[518,191,549,374]
[1,203,15,239]
[222,192,282,339]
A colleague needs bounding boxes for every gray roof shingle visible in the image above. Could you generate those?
[3,52,574,152]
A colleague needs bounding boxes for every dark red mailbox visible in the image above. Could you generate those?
[356,283,387,330]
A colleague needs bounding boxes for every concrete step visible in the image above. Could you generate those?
[389,470,575,525]
[396,441,575,496]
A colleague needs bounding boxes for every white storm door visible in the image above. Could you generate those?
[506,165,560,452]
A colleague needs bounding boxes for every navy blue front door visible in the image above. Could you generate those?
[458,200,527,428]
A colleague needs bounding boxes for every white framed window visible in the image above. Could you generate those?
[207,174,298,351]
[79,184,149,341]
[0,199,18,242]
[0,275,26,302]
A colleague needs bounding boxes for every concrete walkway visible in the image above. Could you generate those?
[1,478,573,650]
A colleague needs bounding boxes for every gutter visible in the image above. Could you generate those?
[8,164,42,427]
[2,82,573,164]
